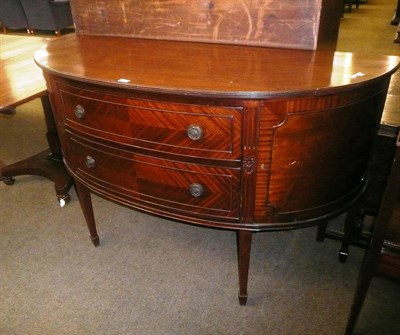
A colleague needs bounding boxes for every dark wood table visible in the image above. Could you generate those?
[0,35,72,204]
[35,34,399,304]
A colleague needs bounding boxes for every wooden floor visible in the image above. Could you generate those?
[337,0,400,127]
[0,34,54,169]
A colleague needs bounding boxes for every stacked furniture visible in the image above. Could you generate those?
[0,0,73,35]
[0,0,28,31]
[344,0,361,13]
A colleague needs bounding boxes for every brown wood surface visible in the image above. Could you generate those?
[70,0,325,50]
[0,35,73,202]
[381,70,400,127]
[67,132,241,221]
[35,34,400,98]
[36,34,400,230]
[384,193,400,249]
[254,80,391,225]
[36,34,400,304]
[0,35,48,109]
[58,80,243,161]
[380,131,400,266]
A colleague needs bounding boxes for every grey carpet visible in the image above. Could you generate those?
[1,162,399,334]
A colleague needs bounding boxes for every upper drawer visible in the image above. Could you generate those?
[58,84,243,160]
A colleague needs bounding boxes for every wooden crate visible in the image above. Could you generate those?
[70,0,341,50]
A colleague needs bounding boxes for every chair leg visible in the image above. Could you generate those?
[0,108,16,115]
[348,0,353,13]
[346,145,400,334]
[395,23,400,43]
[339,203,365,263]
[316,221,328,242]
[345,247,378,335]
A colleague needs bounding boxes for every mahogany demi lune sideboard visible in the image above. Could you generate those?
[34,34,400,305]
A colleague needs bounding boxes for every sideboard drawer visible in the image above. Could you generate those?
[65,134,241,220]
[59,85,242,161]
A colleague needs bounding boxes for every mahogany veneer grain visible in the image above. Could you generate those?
[35,34,400,303]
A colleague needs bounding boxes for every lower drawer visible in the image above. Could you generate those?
[65,133,241,221]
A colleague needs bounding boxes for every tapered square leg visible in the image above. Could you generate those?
[236,230,252,305]
[74,180,100,246]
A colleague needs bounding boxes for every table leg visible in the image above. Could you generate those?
[390,0,400,25]
[395,23,400,43]
[0,108,16,115]
[0,95,73,205]
[237,230,252,305]
[74,180,100,246]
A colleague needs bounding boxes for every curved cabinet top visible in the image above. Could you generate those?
[34,34,399,99]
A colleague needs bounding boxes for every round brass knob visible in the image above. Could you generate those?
[74,105,86,119]
[186,124,203,141]
[189,183,204,197]
[85,155,95,169]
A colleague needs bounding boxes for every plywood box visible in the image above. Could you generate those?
[70,0,342,50]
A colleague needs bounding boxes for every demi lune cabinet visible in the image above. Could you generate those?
[35,34,400,304]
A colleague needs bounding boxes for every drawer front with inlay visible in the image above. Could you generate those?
[65,133,241,221]
[59,84,243,161]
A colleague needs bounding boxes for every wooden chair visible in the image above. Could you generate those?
[316,124,399,332]
[317,125,399,262]
[0,0,29,33]
[345,136,400,334]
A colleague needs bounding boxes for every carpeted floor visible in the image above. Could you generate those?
[1,1,400,334]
